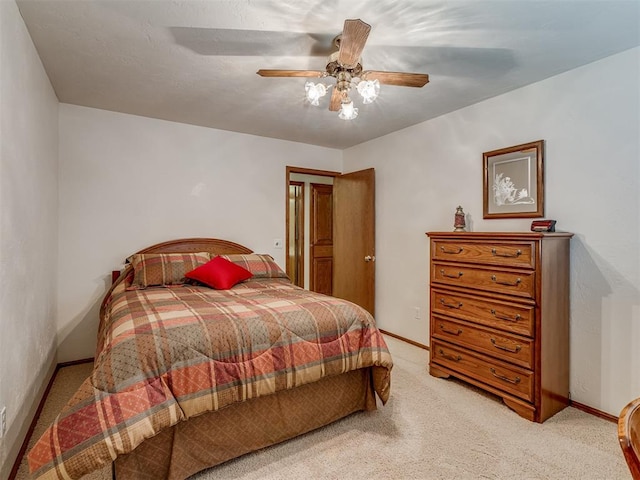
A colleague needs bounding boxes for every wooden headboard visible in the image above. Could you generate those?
[133,238,253,256]
[102,238,253,318]
[110,238,253,282]
[619,397,640,479]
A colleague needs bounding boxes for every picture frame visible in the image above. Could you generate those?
[483,140,544,219]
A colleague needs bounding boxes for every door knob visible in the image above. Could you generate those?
[364,255,376,262]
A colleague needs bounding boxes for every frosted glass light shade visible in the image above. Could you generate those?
[338,101,358,120]
[356,79,380,104]
[305,82,327,106]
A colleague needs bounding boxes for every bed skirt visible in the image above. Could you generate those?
[114,368,378,479]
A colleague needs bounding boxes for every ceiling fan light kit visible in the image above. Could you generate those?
[257,19,429,121]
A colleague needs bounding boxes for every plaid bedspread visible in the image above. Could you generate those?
[28,278,392,479]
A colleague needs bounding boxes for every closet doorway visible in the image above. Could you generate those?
[286,167,338,294]
[285,166,376,315]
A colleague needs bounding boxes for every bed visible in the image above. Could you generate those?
[28,238,393,480]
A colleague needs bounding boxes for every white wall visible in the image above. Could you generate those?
[344,47,640,417]
[58,104,342,362]
[0,1,59,477]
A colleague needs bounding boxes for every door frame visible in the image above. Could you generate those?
[285,166,340,283]
[288,180,305,287]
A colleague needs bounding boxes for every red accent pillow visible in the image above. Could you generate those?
[185,256,253,289]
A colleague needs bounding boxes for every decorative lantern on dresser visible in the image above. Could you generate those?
[426,231,573,422]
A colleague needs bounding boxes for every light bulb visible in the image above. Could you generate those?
[305,82,327,106]
[338,100,358,120]
[356,79,380,104]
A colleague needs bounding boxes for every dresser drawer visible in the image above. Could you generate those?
[431,340,533,402]
[431,288,535,337]
[431,315,533,369]
[431,239,535,269]
[432,262,536,299]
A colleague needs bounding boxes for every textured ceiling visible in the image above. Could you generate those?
[16,0,640,149]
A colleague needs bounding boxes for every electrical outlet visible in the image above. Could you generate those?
[414,307,421,320]
[0,406,6,439]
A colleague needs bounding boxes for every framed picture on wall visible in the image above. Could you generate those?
[483,140,544,219]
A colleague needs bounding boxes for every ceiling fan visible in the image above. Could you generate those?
[257,19,429,120]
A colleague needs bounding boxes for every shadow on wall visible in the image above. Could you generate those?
[570,234,640,413]
[57,275,111,363]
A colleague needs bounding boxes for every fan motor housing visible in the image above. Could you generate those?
[326,60,363,78]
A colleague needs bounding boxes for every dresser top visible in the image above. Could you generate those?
[426,231,573,239]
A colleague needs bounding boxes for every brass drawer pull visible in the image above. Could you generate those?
[491,248,522,258]
[440,269,463,279]
[440,324,462,336]
[491,309,521,322]
[440,298,463,309]
[440,246,463,254]
[491,338,522,353]
[491,275,521,286]
[438,349,462,362]
[490,368,521,384]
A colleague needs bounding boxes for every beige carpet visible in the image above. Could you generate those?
[15,335,630,479]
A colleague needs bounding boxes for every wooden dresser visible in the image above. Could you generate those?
[426,231,573,422]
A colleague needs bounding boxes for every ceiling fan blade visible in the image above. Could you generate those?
[257,69,324,78]
[329,88,342,112]
[338,19,371,68]
[364,71,429,87]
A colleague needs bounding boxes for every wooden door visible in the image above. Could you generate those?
[310,183,334,295]
[333,168,375,314]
